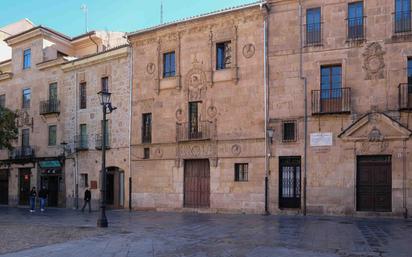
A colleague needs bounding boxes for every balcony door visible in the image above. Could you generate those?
[189,102,201,139]
[408,59,412,108]
[321,65,342,113]
[21,129,29,152]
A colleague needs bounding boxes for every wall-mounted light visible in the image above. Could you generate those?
[267,128,274,144]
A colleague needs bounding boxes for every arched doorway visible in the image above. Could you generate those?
[105,167,124,209]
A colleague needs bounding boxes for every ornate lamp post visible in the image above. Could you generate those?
[97,90,116,228]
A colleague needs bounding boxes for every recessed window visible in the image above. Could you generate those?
[234,163,248,182]
[22,88,31,109]
[79,82,87,109]
[79,124,88,149]
[48,125,57,146]
[347,1,364,40]
[395,0,412,33]
[142,113,152,144]
[163,52,176,78]
[21,128,30,148]
[216,41,231,70]
[306,8,321,45]
[23,49,31,69]
[80,173,89,187]
[143,148,150,159]
[101,77,109,93]
[282,121,297,142]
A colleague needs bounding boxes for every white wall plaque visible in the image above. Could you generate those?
[310,133,333,147]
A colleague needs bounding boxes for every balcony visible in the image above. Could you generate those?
[9,146,35,160]
[311,88,351,115]
[399,83,412,111]
[305,22,322,46]
[176,121,215,142]
[347,17,365,41]
[40,100,60,115]
[95,134,110,150]
[393,11,412,36]
[75,135,88,151]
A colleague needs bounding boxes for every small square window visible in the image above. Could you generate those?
[143,148,150,159]
[282,121,297,142]
[235,163,248,182]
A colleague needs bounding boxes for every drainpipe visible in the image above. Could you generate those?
[89,34,99,53]
[403,140,408,219]
[125,35,133,211]
[74,72,79,209]
[299,0,308,216]
[261,1,270,215]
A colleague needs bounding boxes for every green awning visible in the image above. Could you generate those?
[38,160,61,169]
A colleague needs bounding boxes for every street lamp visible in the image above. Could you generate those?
[97,90,116,228]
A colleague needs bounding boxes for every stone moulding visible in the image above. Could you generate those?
[362,42,385,80]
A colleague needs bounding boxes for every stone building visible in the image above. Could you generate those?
[0,23,129,210]
[266,0,411,217]
[128,2,267,213]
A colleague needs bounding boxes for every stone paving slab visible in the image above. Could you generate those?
[0,207,411,257]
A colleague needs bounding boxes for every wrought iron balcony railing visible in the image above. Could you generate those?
[95,134,110,150]
[399,83,412,110]
[393,11,412,35]
[347,16,365,41]
[9,146,35,160]
[305,22,322,46]
[311,88,351,115]
[176,121,215,142]
[75,135,88,151]
[40,100,60,115]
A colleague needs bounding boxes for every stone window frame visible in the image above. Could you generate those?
[234,163,248,182]
[282,120,298,143]
[304,6,323,47]
[215,41,232,70]
[315,59,347,91]
[346,1,367,42]
[22,88,31,109]
[79,81,87,110]
[23,48,31,70]
[48,124,58,146]
[210,29,238,74]
[80,173,89,188]
[101,76,110,93]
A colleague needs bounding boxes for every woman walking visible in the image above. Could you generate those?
[29,187,36,213]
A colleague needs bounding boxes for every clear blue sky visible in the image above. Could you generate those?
[0,0,256,37]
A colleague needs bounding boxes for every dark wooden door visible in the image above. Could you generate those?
[106,173,115,205]
[184,159,210,208]
[47,176,59,207]
[0,170,8,204]
[357,155,392,212]
[279,157,301,209]
[19,169,31,205]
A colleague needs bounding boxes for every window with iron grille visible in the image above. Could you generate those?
[216,41,232,70]
[101,77,109,93]
[283,121,297,142]
[22,88,31,109]
[163,52,176,78]
[306,8,322,45]
[235,163,248,182]
[79,82,87,109]
[0,94,5,108]
[23,49,31,69]
[142,113,152,144]
[347,1,364,40]
[143,148,150,159]
[48,125,57,146]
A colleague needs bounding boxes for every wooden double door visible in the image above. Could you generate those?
[357,155,392,212]
[184,159,210,208]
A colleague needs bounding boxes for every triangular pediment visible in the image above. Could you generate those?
[339,112,412,141]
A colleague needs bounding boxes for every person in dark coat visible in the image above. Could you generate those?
[81,188,91,213]
[38,186,48,212]
[29,187,36,212]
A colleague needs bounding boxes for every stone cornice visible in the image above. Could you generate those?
[36,57,67,70]
[61,46,128,72]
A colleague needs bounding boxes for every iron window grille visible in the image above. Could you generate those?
[142,113,152,144]
[79,82,87,109]
[282,121,297,142]
[235,163,248,182]
[305,8,322,46]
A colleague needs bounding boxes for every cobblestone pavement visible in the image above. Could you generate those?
[0,207,411,257]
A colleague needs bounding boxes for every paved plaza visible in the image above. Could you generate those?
[0,207,411,257]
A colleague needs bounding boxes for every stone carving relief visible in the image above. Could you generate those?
[146,63,156,75]
[363,42,385,80]
[207,105,217,119]
[209,157,218,168]
[185,59,207,102]
[139,98,154,113]
[231,144,242,156]
[16,109,32,128]
[360,141,389,153]
[242,43,255,59]
[368,127,384,142]
[177,142,218,159]
[175,108,184,122]
[154,147,163,158]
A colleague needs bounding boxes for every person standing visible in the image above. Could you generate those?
[29,187,36,213]
[81,188,91,213]
[38,186,48,212]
